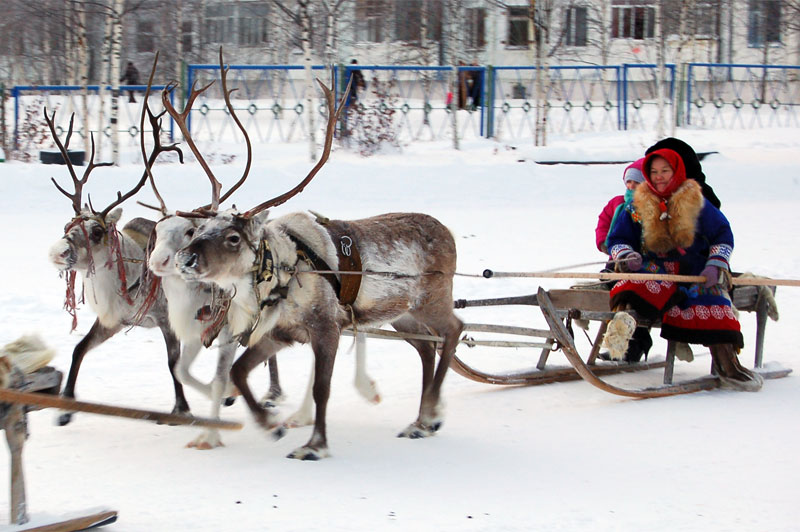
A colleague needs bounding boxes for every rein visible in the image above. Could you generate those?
[62,216,145,329]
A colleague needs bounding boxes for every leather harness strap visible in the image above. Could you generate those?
[320,220,363,307]
[287,234,341,297]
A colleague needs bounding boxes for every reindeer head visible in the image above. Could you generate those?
[175,209,272,285]
[148,215,202,278]
[174,76,348,291]
[49,208,124,273]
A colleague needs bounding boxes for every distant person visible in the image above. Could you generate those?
[468,61,482,108]
[346,59,366,107]
[457,61,468,110]
[120,61,140,103]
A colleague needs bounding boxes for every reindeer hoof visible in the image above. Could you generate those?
[397,422,437,439]
[223,396,236,407]
[271,425,287,441]
[287,445,329,461]
[283,410,314,428]
[355,378,381,405]
[187,432,224,450]
[56,411,74,426]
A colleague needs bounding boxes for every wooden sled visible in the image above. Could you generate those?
[1,366,241,528]
[449,280,790,394]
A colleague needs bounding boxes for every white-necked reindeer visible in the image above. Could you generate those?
[173,80,463,460]
[45,104,190,425]
[151,55,378,438]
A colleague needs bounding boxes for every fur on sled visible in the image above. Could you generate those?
[0,334,56,389]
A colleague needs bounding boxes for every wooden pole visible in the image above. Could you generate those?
[0,389,242,430]
[481,269,800,287]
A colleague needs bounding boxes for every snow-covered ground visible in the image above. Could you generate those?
[1,127,799,531]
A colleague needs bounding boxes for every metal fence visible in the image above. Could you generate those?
[686,63,800,128]
[5,62,800,159]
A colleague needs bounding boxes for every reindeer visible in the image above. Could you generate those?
[172,78,463,460]
[45,85,189,425]
[148,52,378,440]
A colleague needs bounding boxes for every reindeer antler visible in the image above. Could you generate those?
[138,51,185,217]
[242,77,351,219]
[161,70,219,211]
[213,47,252,207]
[46,111,114,215]
[98,54,184,219]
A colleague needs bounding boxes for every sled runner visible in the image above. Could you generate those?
[448,280,790,396]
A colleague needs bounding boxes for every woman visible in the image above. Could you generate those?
[604,148,762,390]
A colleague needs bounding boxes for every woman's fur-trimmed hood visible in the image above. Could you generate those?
[633,178,704,254]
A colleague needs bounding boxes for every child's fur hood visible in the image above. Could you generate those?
[633,179,704,254]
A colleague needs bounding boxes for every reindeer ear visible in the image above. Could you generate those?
[252,209,270,226]
[107,208,123,225]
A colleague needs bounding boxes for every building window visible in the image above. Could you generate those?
[238,4,269,46]
[356,0,386,43]
[565,6,588,46]
[182,20,193,53]
[508,6,530,47]
[136,19,155,52]
[394,0,442,44]
[693,1,720,38]
[748,0,781,46]
[662,0,720,39]
[206,3,235,44]
[396,0,422,43]
[466,7,486,49]
[611,1,655,39]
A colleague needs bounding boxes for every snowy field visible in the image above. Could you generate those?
[1,127,799,531]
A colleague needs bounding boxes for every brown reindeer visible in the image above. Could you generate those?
[172,79,463,460]
[46,76,189,425]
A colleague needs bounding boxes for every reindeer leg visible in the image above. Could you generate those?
[161,327,190,416]
[287,326,339,461]
[394,311,464,439]
[57,318,121,426]
[391,316,438,438]
[259,355,284,407]
[175,341,211,398]
[188,331,237,450]
[283,363,316,428]
[353,331,380,404]
[231,340,281,432]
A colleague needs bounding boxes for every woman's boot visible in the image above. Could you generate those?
[709,344,763,391]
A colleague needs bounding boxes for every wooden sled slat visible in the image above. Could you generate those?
[18,510,118,532]
[538,287,737,398]
[450,355,667,386]
[0,389,242,430]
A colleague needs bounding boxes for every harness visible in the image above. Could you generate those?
[250,223,363,310]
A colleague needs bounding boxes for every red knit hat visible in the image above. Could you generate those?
[643,148,687,199]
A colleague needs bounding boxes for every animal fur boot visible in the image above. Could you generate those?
[709,343,763,392]
[602,312,637,361]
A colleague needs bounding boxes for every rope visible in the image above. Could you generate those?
[279,264,799,288]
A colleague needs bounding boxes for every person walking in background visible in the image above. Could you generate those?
[468,61,483,108]
[346,59,366,107]
[120,61,140,103]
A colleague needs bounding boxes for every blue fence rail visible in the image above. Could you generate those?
[6,63,799,157]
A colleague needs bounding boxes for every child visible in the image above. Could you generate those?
[596,158,645,253]
[595,158,652,363]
